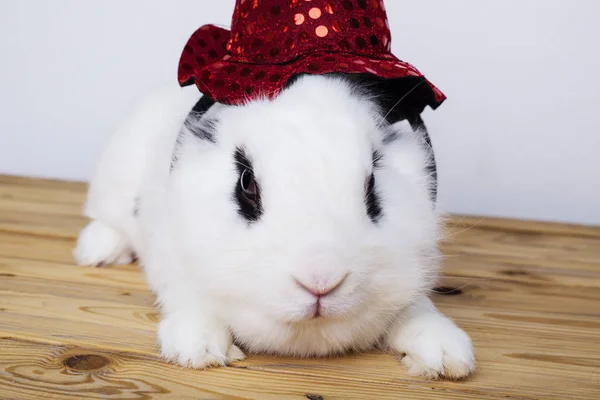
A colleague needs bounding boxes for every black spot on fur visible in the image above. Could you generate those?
[233,147,263,222]
[184,117,218,142]
[372,150,382,169]
[407,113,437,204]
[366,151,382,223]
[170,96,217,171]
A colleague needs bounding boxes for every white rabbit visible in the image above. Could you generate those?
[74,74,474,379]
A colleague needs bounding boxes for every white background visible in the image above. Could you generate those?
[1,0,599,225]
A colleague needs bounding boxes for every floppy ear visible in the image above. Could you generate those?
[341,73,438,204]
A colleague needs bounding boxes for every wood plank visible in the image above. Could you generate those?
[448,214,600,238]
[2,312,598,400]
[2,338,511,400]
[1,175,600,399]
[1,276,599,399]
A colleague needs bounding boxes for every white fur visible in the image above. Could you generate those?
[75,75,474,378]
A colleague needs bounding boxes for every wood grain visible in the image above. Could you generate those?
[1,175,599,399]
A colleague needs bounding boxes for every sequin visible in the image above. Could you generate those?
[309,7,322,19]
[332,21,344,32]
[270,47,280,57]
[299,31,311,42]
[294,13,305,25]
[325,3,334,14]
[247,22,256,34]
[315,25,328,37]
[338,39,351,49]
[375,17,384,28]
[371,0,378,7]
[252,38,264,48]
[355,37,366,49]
[200,70,211,81]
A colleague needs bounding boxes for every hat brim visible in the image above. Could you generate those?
[178,25,446,112]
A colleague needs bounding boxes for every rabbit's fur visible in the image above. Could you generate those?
[75,74,474,379]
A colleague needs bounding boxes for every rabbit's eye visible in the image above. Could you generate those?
[234,148,263,222]
[240,169,258,201]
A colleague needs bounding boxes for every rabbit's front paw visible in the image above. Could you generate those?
[157,314,245,369]
[389,313,475,379]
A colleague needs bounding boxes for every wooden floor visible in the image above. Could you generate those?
[1,175,599,400]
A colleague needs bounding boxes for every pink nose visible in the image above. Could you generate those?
[294,274,348,298]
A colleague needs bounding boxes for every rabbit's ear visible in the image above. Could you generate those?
[345,73,438,204]
[190,95,216,115]
[171,95,218,171]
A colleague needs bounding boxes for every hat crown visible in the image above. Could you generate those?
[226,0,392,63]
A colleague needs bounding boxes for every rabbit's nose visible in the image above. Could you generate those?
[294,273,348,298]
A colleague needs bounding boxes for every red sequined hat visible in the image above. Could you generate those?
[178,0,446,112]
